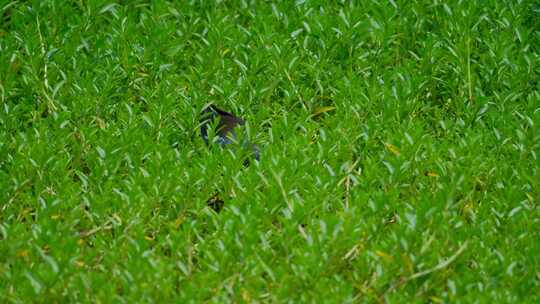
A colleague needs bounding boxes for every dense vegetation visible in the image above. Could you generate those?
[1,0,539,302]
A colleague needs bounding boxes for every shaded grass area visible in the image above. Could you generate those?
[1,0,539,302]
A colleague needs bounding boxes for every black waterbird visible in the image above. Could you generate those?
[199,104,260,166]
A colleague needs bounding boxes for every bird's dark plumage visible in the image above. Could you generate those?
[199,104,260,164]
[200,105,244,146]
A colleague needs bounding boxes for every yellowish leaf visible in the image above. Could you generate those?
[375,250,393,262]
[174,217,184,229]
[74,260,86,268]
[241,289,251,302]
[384,143,401,156]
[17,249,29,258]
[311,106,336,117]
[426,172,439,177]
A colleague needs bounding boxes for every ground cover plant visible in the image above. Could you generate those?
[1,0,539,302]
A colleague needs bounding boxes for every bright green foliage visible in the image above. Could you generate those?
[1,0,539,302]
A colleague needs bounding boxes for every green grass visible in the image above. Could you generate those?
[1,0,539,302]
